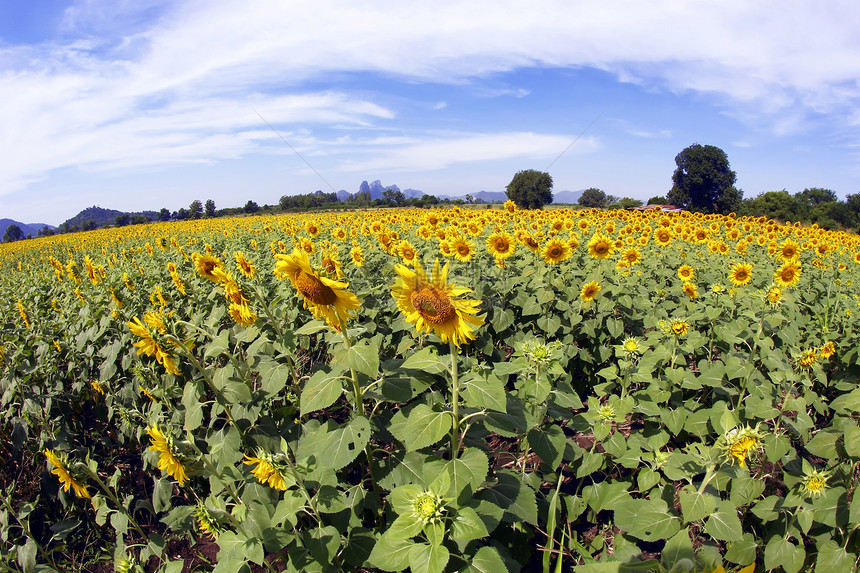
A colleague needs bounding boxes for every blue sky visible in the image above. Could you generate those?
[1,0,859,226]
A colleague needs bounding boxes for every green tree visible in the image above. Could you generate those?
[205,199,216,217]
[158,208,171,221]
[611,197,644,210]
[741,190,799,222]
[189,200,203,219]
[647,195,668,205]
[244,200,259,213]
[505,169,553,210]
[578,187,608,208]
[667,144,741,213]
[3,224,23,242]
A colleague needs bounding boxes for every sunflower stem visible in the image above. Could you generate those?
[337,316,364,417]
[449,340,461,458]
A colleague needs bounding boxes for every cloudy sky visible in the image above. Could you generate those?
[1,1,859,226]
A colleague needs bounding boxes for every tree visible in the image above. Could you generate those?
[189,200,203,219]
[578,188,609,208]
[205,199,217,217]
[3,224,23,242]
[612,197,644,210]
[244,200,259,213]
[741,190,799,222]
[647,195,668,205]
[667,144,741,213]
[158,208,171,221]
[114,214,130,227]
[382,188,405,206]
[505,169,553,210]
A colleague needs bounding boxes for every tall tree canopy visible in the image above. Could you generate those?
[667,144,742,214]
[505,169,553,210]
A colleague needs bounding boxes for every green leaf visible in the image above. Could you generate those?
[258,359,291,396]
[679,487,717,523]
[305,525,341,565]
[527,425,566,470]
[385,513,424,541]
[844,424,860,458]
[478,470,538,525]
[297,417,370,470]
[367,534,415,572]
[408,541,449,573]
[461,546,509,573]
[395,404,451,451]
[294,320,328,335]
[614,498,680,541]
[815,539,855,572]
[348,341,379,377]
[401,347,448,374]
[724,533,758,566]
[661,528,694,566]
[450,506,489,541]
[704,501,743,542]
[805,429,840,458]
[436,448,488,499]
[17,537,36,573]
[300,369,343,415]
[462,374,507,411]
[583,481,632,514]
[764,536,805,573]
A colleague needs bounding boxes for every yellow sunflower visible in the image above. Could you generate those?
[450,236,476,263]
[193,253,225,283]
[486,232,515,260]
[677,265,695,282]
[44,449,91,499]
[390,258,484,347]
[273,249,361,330]
[621,247,641,266]
[350,244,365,267]
[234,251,256,279]
[682,282,699,300]
[541,239,572,265]
[774,261,801,288]
[778,239,800,262]
[580,281,601,302]
[587,234,615,260]
[243,452,287,490]
[670,319,689,337]
[720,425,764,469]
[728,262,753,286]
[147,425,189,485]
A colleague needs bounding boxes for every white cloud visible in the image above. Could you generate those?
[2,0,860,214]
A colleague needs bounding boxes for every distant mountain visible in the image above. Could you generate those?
[552,190,585,204]
[62,206,159,229]
[473,191,507,203]
[0,219,55,238]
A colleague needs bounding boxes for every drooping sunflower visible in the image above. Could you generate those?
[818,341,836,359]
[774,261,801,288]
[766,285,782,306]
[147,425,189,485]
[587,234,615,260]
[234,251,256,279]
[541,239,572,265]
[390,258,484,347]
[728,262,753,286]
[682,282,699,300]
[126,312,181,376]
[797,348,817,370]
[273,249,360,330]
[193,253,226,283]
[243,451,288,490]
[486,232,515,260]
[580,281,601,302]
[720,425,764,469]
[44,449,91,499]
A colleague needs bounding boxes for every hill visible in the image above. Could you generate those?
[0,218,55,238]
[62,206,158,229]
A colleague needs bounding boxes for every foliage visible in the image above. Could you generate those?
[668,144,742,214]
[506,169,554,209]
[1,207,860,572]
[578,188,609,208]
[3,224,24,242]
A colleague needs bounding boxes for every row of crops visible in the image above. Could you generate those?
[1,203,860,572]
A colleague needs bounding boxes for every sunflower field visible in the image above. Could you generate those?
[1,203,860,573]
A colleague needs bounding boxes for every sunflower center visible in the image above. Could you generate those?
[411,286,457,325]
[494,240,509,252]
[295,271,337,305]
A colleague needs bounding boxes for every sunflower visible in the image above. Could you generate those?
[243,451,288,490]
[682,282,699,300]
[486,232,515,260]
[728,262,753,286]
[350,244,365,267]
[720,425,764,469]
[504,199,517,213]
[127,312,181,376]
[818,341,836,359]
[234,251,256,279]
[580,281,601,302]
[542,239,572,265]
[670,320,689,337]
[450,236,476,263]
[398,240,418,266]
[799,467,829,498]
[273,249,361,330]
[778,239,800,262]
[653,228,673,247]
[193,253,226,283]
[677,265,695,281]
[44,449,91,499]
[229,301,257,326]
[390,258,484,347]
[797,348,817,370]
[587,234,615,260]
[147,425,189,485]
[621,247,641,266]
[521,234,540,253]
[766,286,782,306]
[774,261,801,288]
[304,220,321,237]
